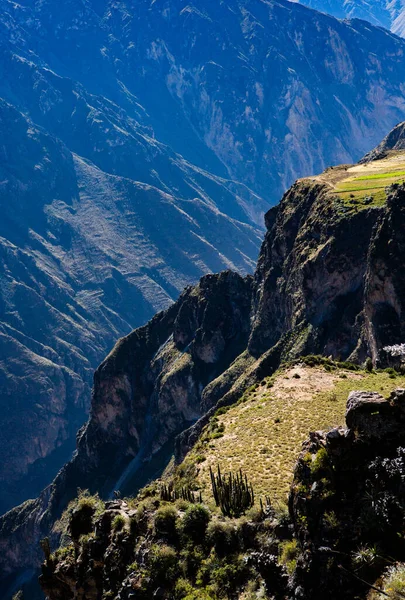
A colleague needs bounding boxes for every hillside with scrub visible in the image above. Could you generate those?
[39,358,405,600]
[3,122,405,600]
[179,360,405,506]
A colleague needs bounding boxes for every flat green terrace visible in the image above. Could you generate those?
[302,150,405,210]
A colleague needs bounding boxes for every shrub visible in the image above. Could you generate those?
[377,563,405,599]
[180,545,205,580]
[175,579,215,600]
[154,505,178,540]
[197,554,249,595]
[207,521,238,556]
[211,558,249,595]
[150,544,179,586]
[279,539,299,574]
[310,448,330,478]
[69,499,96,540]
[182,504,211,540]
[175,498,191,511]
[129,516,138,537]
[112,514,126,532]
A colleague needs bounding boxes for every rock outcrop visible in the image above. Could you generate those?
[289,388,405,599]
[362,120,405,163]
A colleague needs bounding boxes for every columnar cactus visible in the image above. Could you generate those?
[160,482,202,503]
[210,466,254,517]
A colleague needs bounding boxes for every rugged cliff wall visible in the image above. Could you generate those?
[2,147,405,596]
[290,387,405,600]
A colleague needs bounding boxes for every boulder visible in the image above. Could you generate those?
[346,388,405,439]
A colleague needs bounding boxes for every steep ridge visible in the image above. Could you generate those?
[2,130,405,597]
[3,0,405,511]
[362,120,405,162]
[0,99,261,514]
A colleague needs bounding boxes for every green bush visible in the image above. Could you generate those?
[181,504,211,541]
[365,357,373,372]
[310,448,330,478]
[210,557,249,595]
[180,545,205,580]
[207,521,237,556]
[174,578,215,600]
[150,544,179,586]
[197,554,249,595]
[154,505,178,540]
[279,539,298,574]
[112,514,126,532]
[69,500,96,540]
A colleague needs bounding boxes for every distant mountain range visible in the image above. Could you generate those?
[296,0,405,37]
[2,0,405,515]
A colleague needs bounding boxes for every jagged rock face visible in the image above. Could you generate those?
[364,186,405,362]
[3,0,405,511]
[4,167,405,596]
[362,121,405,163]
[53,271,253,502]
[248,182,379,358]
[289,388,405,600]
[250,182,405,363]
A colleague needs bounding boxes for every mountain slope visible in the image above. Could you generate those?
[3,0,405,513]
[296,0,405,37]
[2,124,405,598]
[37,375,405,600]
[0,99,262,514]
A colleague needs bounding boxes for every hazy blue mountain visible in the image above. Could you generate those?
[2,0,405,513]
[295,0,405,37]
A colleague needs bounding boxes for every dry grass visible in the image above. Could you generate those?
[191,366,405,507]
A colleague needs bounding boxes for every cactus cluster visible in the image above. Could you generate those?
[260,496,273,517]
[160,482,202,504]
[210,466,254,517]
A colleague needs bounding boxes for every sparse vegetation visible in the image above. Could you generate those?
[112,514,126,532]
[154,504,178,540]
[186,365,405,505]
[373,563,405,599]
[279,539,299,574]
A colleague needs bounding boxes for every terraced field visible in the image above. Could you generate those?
[310,150,405,209]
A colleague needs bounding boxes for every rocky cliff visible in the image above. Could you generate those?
[2,135,405,597]
[3,0,405,511]
[289,387,405,599]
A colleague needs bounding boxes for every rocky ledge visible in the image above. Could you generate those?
[290,388,405,600]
